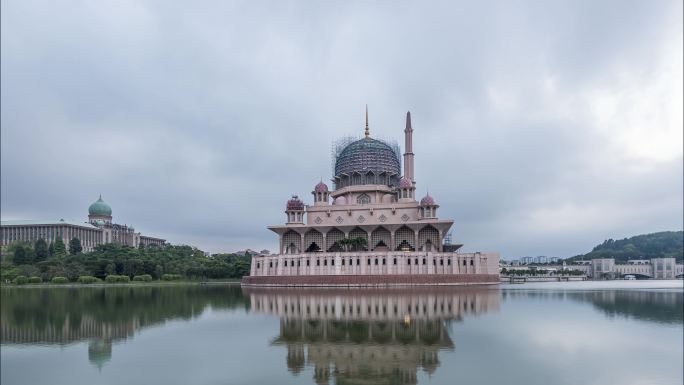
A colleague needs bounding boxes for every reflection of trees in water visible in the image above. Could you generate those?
[328,321,347,342]
[2,285,249,335]
[1,285,249,367]
[348,321,369,343]
[502,289,683,324]
[371,321,392,344]
[579,290,683,324]
[396,321,417,344]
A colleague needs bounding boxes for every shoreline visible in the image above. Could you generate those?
[0,280,242,289]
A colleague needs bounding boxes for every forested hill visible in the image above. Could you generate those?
[567,231,683,263]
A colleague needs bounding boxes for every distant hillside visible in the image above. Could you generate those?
[567,231,683,263]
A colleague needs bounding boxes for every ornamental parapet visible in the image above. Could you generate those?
[248,251,500,278]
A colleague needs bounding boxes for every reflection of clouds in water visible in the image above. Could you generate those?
[247,287,501,385]
[510,290,684,358]
[455,288,684,385]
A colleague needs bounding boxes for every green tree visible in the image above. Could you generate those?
[13,246,28,265]
[53,237,66,255]
[351,237,367,251]
[34,239,48,262]
[69,237,83,254]
[154,264,163,279]
[48,242,54,256]
[336,238,352,252]
[105,263,116,275]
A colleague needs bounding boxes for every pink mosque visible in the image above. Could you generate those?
[242,109,499,286]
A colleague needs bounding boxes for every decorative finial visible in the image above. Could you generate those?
[365,104,369,138]
[405,111,412,132]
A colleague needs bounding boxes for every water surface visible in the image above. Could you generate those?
[1,281,682,385]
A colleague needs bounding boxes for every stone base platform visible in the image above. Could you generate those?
[240,274,500,287]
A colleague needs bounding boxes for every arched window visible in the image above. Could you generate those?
[371,227,391,251]
[304,229,323,252]
[357,193,371,205]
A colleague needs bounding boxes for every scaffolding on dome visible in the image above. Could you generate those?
[331,136,358,179]
[330,136,402,182]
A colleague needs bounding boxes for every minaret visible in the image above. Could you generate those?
[403,111,415,182]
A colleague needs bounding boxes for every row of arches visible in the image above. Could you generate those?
[282,225,440,254]
[334,171,401,189]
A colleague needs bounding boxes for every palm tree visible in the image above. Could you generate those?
[335,238,351,252]
[334,237,367,252]
[351,237,367,252]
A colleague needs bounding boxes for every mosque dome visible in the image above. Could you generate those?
[334,137,401,187]
[420,194,435,206]
[286,195,305,211]
[314,181,328,193]
[399,177,412,188]
[88,195,112,216]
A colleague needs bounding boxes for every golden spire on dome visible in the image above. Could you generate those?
[364,104,369,138]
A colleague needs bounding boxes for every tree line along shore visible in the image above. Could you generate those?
[1,238,250,285]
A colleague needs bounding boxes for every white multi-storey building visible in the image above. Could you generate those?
[1,196,165,252]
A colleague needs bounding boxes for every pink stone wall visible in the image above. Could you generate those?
[249,252,500,278]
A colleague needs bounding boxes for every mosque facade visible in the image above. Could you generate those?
[242,109,500,286]
[0,195,166,252]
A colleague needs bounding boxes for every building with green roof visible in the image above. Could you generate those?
[1,195,166,252]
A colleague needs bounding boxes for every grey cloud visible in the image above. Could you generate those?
[2,0,681,257]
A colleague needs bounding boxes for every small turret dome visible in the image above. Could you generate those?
[88,195,112,216]
[314,181,329,193]
[399,177,412,188]
[334,196,347,205]
[286,195,305,211]
[420,194,435,206]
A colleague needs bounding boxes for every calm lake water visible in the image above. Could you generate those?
[1,281,682,385]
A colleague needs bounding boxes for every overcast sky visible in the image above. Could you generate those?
[1,0,682,258]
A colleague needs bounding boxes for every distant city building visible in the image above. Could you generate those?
[520,257,533,264]
[1,195,165,252]
[565,258,682,279]
[534,256,548,264]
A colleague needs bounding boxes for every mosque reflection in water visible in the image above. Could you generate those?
[246,287,500,385]
[1,285,681,382]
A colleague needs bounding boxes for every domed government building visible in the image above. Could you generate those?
[242,109,499,286]
[1,195,166,252]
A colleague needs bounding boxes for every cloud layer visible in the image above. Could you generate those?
[2,0,682,257]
